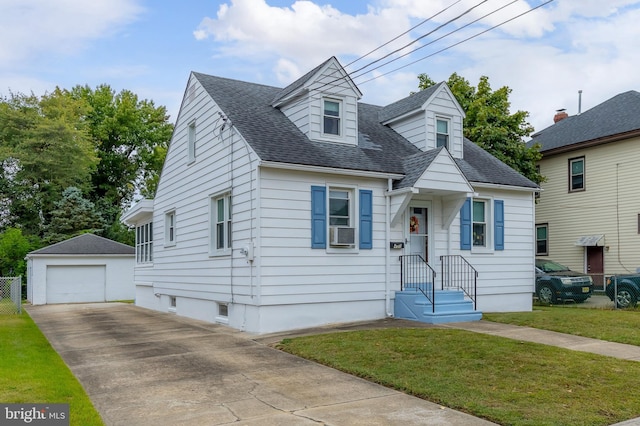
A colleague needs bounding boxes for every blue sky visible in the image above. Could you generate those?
[2,0,640,132]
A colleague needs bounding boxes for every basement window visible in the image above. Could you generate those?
[218,303,228,317]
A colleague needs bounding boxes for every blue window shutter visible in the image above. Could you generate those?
[460,198,471,250]
[494,199,505,251]
[359,190,373,249]
[311,186,326,249]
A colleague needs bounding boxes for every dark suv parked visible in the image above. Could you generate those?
[535,259,593,304]
[606,274,640,308]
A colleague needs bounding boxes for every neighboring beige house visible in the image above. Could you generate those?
[529,91,640,289]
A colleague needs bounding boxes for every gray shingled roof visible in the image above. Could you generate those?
[29,234,134,255]
[193,72,538,190]
[271,58,332,106]
[530,90,640,152]
[378,82,443,123]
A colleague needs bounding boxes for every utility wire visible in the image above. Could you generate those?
[350,0,519,82]
[357,0,555,85]
[344,0,463,68]
[347,0,488,77]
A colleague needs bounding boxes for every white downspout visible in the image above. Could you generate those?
[385,178,393,317]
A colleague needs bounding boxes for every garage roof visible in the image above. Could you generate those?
[28,234,134,256]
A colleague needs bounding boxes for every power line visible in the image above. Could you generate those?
[344,0,464,69]
[356,0,555,85]
[348,0,489,77]
[307,0,493,98]
[351,0,520,82]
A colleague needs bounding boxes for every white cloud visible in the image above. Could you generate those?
[193,0,640,133]
[0,0,144,68]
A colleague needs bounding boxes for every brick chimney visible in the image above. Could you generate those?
[554,108,568,123]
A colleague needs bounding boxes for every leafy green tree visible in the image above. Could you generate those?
[70,85,173,209]
[0,227,38,277]
[0,90,98,234]
[418,73,544,184]
[43,187,105,244]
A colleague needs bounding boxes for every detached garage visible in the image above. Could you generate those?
[27,234,135,305]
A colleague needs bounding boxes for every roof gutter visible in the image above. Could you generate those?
[258,160,405,180]
[471,182,540,192]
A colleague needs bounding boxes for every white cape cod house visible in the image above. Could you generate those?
[123,57,539,334]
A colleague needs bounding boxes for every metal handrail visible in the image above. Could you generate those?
[399,255,437,313]
[440,255,478,310]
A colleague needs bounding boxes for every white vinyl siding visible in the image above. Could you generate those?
[143,74,255,306]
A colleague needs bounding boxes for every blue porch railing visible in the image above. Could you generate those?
[440,255,478,310]
[399,255,478,311]
[399,255,436,313]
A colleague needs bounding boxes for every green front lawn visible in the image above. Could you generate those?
[0,312,104,426]
[278,322,640,425]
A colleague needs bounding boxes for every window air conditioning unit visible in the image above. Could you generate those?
[330,227,355,246]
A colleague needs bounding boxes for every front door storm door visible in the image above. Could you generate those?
[408,205,429,262]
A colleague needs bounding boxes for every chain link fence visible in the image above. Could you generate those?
[0,277,22,314]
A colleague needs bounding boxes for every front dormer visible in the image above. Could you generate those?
[272,57,362,146]
[379,83,465,159]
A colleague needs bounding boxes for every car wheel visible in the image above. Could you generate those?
[537,284,556,304]
[615,288,637,308]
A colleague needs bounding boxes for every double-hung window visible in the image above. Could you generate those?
[188,122,196,163]
[436,117,450,149]
[569,157,585,192]
[323,99,341,136]
[536,224,549,255]
[472,200,486,247]
[329,190,350,226]
[165,211,176,246]
[211,193,232,254]
[136,222,153,264]
[460,198,504,251]
[311,186,372,250]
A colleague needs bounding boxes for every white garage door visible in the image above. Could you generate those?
[46,265,106,304]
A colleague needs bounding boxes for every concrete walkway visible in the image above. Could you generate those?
[26,299,640,425]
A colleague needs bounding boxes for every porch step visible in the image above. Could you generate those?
[394,289,482,324]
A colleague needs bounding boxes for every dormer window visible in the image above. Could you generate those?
[436,118,450,149]
[323,99,341,136]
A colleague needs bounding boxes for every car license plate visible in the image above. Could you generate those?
[582,287,590,293]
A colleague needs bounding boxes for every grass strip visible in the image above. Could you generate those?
[0,312,104,425]
[278,328,640,426]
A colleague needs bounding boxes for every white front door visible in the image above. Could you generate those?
[406,203,430,262]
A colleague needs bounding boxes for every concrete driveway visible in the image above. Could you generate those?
[27,303,496,426]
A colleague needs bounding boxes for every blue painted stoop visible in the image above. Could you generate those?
[394,289,482,324]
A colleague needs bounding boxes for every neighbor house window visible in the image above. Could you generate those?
[472,200,487,247]
[569,157,585,192]
[135,222,153,264]
[436,118,450,148]
[188,122,196,163]
[323,99,341,136]
[536,224,549,256]
[211,193,232,253]
[165,211,176,246]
